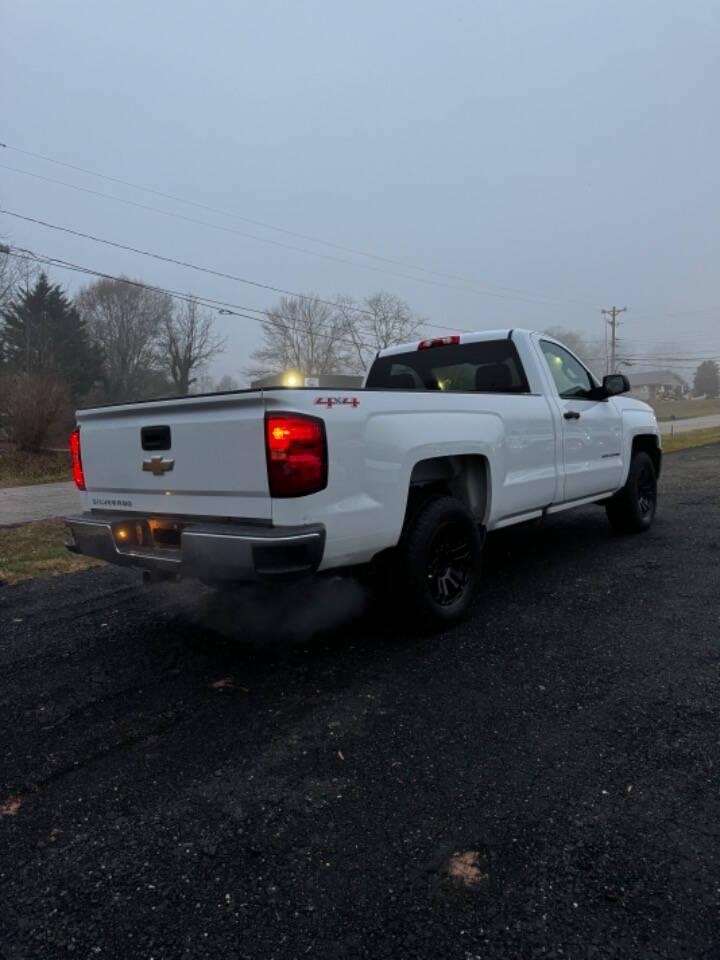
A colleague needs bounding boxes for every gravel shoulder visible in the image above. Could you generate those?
[1,445,719,959]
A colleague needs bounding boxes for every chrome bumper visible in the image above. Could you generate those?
[65,512,325,582]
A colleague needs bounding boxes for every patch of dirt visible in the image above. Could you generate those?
[447,850,489,888]
[0,795,22,816]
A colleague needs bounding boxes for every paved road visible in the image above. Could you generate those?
[658,412,720,434]
[0,481,78,527]
[1,446,720,959]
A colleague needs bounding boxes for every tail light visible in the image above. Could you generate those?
[265,414,327,497]
[418,335,460,350]
[69,427,86,490]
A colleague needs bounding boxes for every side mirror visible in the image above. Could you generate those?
[603,373,630,396]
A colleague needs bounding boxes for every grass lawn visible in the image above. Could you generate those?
[0,518,102,585]
[652,397,720,422]
[0,447,73,487]
[663,427,720,453]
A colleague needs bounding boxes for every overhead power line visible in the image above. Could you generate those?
[0,162,508,301]
[0,161,597,308]
[4,246,398,356]
[615,356,720,362]
[629,308,720,321]
[7,244,719,369]
[0,139,601,309]
[0,207,484,334]
[620,333,720,343]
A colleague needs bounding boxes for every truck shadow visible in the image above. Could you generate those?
[0,504,659,808]
[90,503,628,777]
[169,503,622,659]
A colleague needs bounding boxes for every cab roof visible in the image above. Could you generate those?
[376,328,535,359]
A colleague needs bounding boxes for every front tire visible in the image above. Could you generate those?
[606,451,657,533]
[398,496,483,630]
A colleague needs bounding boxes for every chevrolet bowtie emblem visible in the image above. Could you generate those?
[142,456,175,476]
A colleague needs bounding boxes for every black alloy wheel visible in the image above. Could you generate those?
[606,450,658,533]
[398,495,484,630]
[426,519,473,607]
[637,460,655,516]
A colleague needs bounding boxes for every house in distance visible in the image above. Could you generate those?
[627,370,688,402]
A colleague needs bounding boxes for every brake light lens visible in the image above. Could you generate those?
[265,414,327,497]
[418,335,460,350]
[69,427,86,490]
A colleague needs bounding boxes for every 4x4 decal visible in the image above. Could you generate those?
[315,396,359,408]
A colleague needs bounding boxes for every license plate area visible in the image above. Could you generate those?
[111,518,183,552]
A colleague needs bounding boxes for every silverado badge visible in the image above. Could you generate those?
[142,456,175,476]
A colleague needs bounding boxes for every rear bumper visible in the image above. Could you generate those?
[64,512,325,582]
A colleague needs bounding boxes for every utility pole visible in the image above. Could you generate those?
[601,306,626,373]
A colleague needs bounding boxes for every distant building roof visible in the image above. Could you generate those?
[627,369,688,388]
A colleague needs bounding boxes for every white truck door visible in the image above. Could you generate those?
[537,339,625,501]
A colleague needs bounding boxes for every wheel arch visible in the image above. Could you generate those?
[631,433,662,479]
[403,454,490,530]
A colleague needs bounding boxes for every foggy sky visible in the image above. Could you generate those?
[2,0,719,384]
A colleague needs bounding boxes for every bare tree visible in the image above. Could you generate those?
[194,372,216,394]
[0,243,39,348]
[76,278,172,402]
[215,374,240,392]
[0,247,19,319]
[247,294,353,380]
[338,292,425,375]
[247,291,425,381]
[0,371,71,451]
[156,298,225,395]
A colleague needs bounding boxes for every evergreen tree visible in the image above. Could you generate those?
[693,360,719,398]
[1,273,102,401]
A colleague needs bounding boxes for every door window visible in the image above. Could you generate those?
[540,341,593,399]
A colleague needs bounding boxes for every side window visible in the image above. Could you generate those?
[540,341,593,399]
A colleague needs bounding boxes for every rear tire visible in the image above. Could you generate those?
[606,451,657,533]
[397,495,483,631]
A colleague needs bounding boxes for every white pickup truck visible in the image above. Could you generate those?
[66,329,661,627]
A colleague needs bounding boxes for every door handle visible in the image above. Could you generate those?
[563,410,581,420]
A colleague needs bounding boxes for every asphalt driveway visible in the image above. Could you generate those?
[1,445,719,959]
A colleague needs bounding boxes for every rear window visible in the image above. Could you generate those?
[365,339,530,393]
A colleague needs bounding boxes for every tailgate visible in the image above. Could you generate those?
[76,392,271,520]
